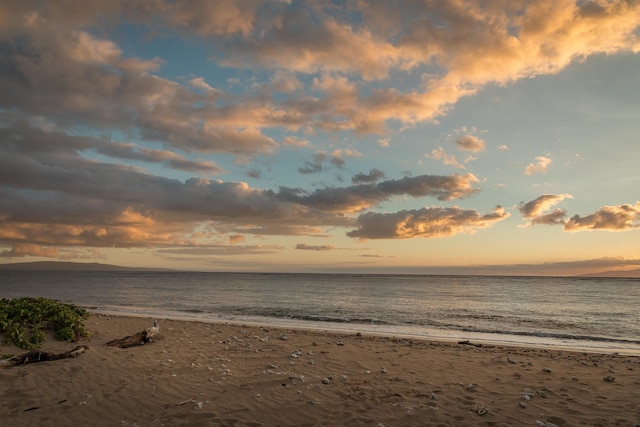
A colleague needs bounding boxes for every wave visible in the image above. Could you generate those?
[435,324,640,346]
[92,304,640,349]
[217,308,639,346]
[173,307,393,326]
[186,307,640,346]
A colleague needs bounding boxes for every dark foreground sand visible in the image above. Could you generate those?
[1,314,639,426]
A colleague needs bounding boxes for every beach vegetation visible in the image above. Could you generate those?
[0,297,90,350]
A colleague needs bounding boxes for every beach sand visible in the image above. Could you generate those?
[1,314,639,426]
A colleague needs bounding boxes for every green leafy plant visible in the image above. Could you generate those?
[0,297,90,350]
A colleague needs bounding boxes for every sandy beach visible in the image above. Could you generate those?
[1,314,639,426]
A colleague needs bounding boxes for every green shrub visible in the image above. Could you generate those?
[0,297,90,350]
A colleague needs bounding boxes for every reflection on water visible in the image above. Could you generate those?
[1,271,639,352]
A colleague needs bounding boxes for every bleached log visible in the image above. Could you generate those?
[105,320,160,348]
[0,345,88,367]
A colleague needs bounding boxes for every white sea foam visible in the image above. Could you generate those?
[2,270,639,354]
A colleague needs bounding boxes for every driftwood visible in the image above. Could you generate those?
[458,340,483,347]
[105,330,153,348]
[0,345,88,367]
[105,320,160,348]
[0,321,160,367]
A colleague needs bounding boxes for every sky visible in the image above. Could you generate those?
[0,0,639,275]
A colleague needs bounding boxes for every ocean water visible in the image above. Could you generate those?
[1,271,639,354]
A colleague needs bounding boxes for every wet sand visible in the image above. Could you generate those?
[1,314,639,426]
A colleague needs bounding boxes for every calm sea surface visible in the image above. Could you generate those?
[1,271,639,354]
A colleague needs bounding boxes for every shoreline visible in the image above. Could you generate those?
[91,308,640,356]
[2,313,639,426]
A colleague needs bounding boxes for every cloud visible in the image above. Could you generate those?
[295,243,336,251]
[0,22,283,158]
[2,0,638,145]
[519,195,640,232]
[57,248,107,261]
[283,136,311,147]
[377,138,390,147]
[455,135,485,152]
[297,149,361,173]
[228,234,245,244]
[278,173,480,212]
[167,0,265,37]
[156,244,284,256]
[246,169,261,179]
[427,146,465,169]
[267,71,304,94]
[347,206,509,240]
[564,203,640,231]
[2,1,639,259]
[297,151,327,174]
[188,77,221,94]
[95,142,224,174]
[219,10,407,81]
[0,146,347,247]
[0,118,224,174]
[330,148,361,168]
[0,243,59,258]
[352,168,386,185]
[524,156,552,175]
[519,194,572,218]
[519,194,573,225]
[0,121,482,249]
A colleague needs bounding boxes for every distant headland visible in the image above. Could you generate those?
[0,261,174,272]
[0,261,639,277]
[575,268,640,278]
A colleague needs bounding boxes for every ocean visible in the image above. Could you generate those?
[1,271,639,354]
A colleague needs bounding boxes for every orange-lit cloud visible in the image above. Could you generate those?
[455,135,486,152]
[1,0,639,263]
[347,206,509,240]
[278,173,480,213]
[520,195,640,232]
[0,118,483,250]
[295,243,337,251]
[156,244,285,256]
[229,234,245,245]
[427,146,465,169]
[167,0,262,37]
[524,156,552,175]
[0,243,59,258]
[519,194,573,225]
[565,203,640,231]
[2,1,638,146]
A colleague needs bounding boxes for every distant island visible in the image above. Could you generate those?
[0,261,639,277]
[576,268,640,278]
[0,261,174,272]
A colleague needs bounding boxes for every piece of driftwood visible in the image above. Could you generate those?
[0,345,88,367]
[458,340,483,347]
[105,320,160,348]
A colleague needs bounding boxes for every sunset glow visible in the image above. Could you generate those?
[1,1,639,274]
